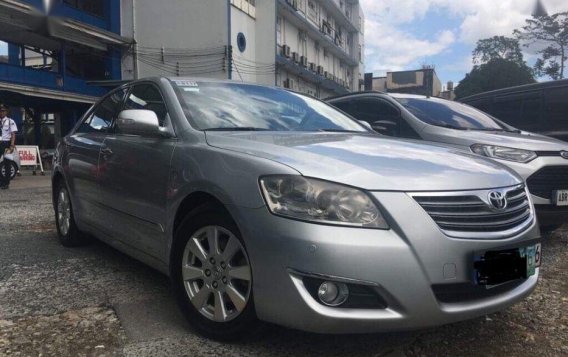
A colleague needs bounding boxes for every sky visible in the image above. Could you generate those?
[360,0,568,88]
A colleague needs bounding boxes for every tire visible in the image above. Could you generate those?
[0,161,16,181]
[171,204,258,341]
[54,182,89,247]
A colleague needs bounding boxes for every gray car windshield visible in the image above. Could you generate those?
[173,81,367,132]
[395,97,505,131]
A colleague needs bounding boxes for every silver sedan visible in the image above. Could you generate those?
[52,78,541,340]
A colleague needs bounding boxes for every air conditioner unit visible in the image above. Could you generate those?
[300,56,308,67]
[283,78,294,89]
[324,71,332,80]
[281,45,291,58]
[309,62,316,72]
[317,66,324,75]
[292,52,300,63]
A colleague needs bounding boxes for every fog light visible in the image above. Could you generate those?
[317,281,349,306]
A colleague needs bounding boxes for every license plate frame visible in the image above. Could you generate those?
[474,243,541,287]
[553,190,568,206]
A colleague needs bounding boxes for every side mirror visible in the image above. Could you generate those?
[371,120,398,135]
[358,120,373,131]
[116,110,160,136]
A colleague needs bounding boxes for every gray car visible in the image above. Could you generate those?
[327,92,568,229]
[52,78,541,340]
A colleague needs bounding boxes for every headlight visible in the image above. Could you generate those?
[471,144,537,163]
[259,176,389,229]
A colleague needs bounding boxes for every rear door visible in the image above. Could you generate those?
[98,83,177,258]
[65,88,127,228]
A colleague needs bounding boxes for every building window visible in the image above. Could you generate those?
[307,0,317,22]
[63,0,104,18]
[276,17,282,46]
[358,45,362,62]
[0,41,8,64]
[21,46,59,72]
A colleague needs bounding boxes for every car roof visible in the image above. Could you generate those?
[326,91,431,101]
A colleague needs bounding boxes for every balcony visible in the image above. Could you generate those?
[0,62,107,99]
[276,54,350,95]
[278,0,357,66]
[319,0,358,33]
[16,0,118,33]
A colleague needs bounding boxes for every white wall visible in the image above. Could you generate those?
[231,6,257,83]
[121,0,229,80]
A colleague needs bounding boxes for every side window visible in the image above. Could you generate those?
[350,98,405,137]
[520,95,542,131]
[545,87,568,131]
[492,96,522,126]
[332,100,352,114]
[76,89,126,134]
[124,84,169,126]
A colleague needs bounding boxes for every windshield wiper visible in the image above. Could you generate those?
[203,127,271,131]
[316,129,365,133]
[434,123,469,130]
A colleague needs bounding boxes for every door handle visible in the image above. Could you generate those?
[101,147,113,156]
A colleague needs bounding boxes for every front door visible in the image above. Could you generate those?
[66,89,126,228]
[98,83,176,259]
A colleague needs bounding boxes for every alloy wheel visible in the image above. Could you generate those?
[181,225,252,322]
[57,189,71,236]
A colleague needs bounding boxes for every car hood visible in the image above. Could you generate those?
[205,132,521,191]
[422,126,568,151]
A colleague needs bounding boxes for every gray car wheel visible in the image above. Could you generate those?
[172,204,259,340]
[54,182,89,247]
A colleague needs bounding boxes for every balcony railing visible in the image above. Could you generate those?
[0,62,107,97]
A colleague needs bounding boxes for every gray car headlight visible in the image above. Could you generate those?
[471,144,537,163]
[259,176,389,229]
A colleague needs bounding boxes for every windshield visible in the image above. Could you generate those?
[172,80,367,132]
[395,96,507,131]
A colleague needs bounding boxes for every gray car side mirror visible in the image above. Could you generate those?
[116,110,161,136]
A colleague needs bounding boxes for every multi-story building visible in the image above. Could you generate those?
[274,0,364,98]
[121,0,364,99]
[0,0,364,148]
[369,69,442,97]
[0,0,129,144]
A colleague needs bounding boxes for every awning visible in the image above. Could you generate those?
[0,0,133,52]
[0,81,99,105]
[48,18,133,51]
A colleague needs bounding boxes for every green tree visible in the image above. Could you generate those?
[455,58,535,99]
[514,12,568,80]
[473,36,525,66]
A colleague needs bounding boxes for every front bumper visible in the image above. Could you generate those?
[235,191,541,334]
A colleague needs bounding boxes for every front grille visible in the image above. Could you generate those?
[527,166,568,199]
[413,186,533,238]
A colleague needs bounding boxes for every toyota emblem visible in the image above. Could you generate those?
[561,151,568,159]
[488,191,508,211]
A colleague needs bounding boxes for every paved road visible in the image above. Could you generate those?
[0,174,566,356]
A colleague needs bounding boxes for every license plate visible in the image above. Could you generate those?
[554,190,568,206]
[474,243,541,286]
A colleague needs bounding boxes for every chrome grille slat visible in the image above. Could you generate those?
[436,210,530,228]
[412,185,534,239]
[429,202,529,219]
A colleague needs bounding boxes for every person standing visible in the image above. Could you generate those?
[1,104,18,190]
